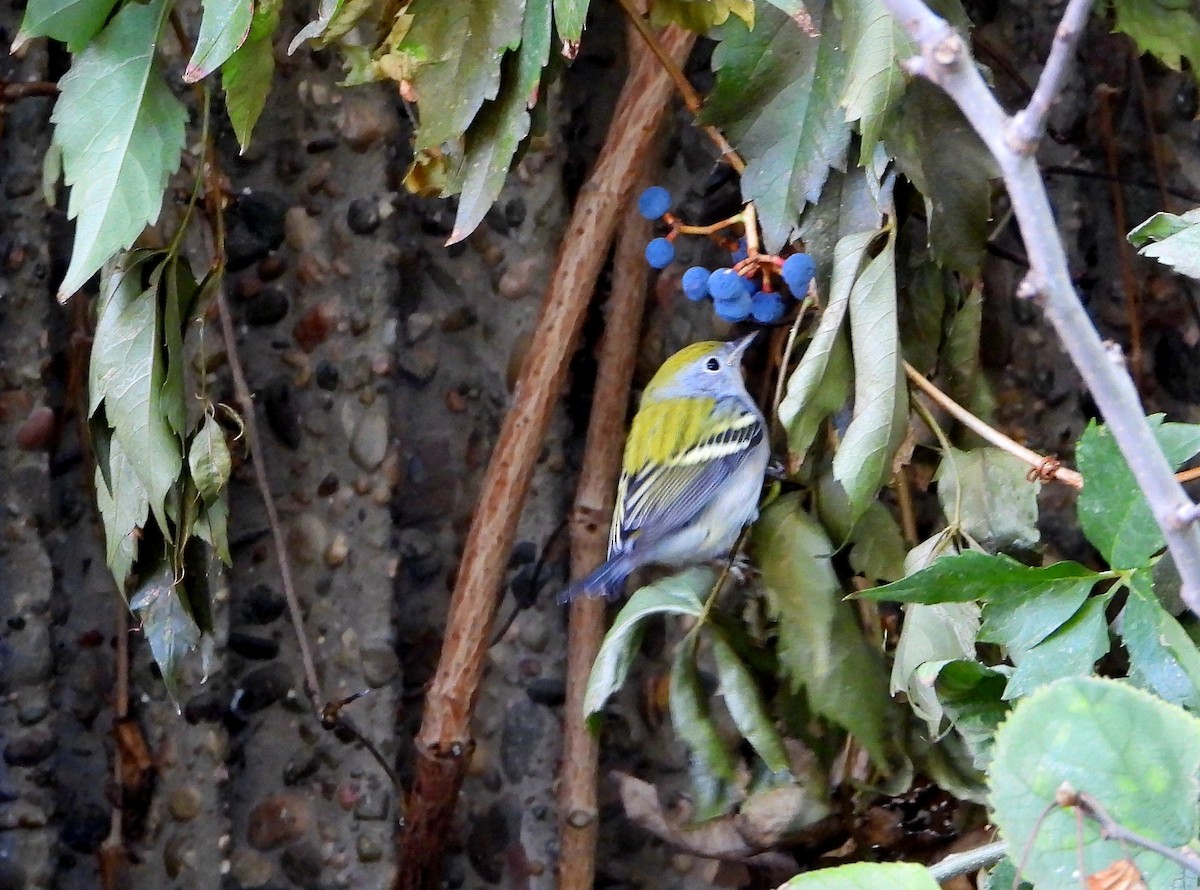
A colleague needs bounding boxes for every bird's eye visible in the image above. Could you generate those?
[705,357,720,372]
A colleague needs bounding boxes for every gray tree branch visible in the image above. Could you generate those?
[883,0,1200,613]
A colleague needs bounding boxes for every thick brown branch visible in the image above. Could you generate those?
[396,25,697,890]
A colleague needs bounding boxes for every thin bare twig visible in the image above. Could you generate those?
[612,0,745,174]
[1064,788,1200,877]
[0,80,59,101]
[928,840,1008,882]
[904,361,1083,488]
[1007,0,1093,153]
[884,0,1200,613]
[200,114,324,714]
[397,26,696,890]
[559,175,655,890]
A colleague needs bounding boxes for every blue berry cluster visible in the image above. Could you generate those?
[637,186,818,325]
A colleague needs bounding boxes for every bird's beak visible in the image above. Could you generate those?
[729,331,758,364]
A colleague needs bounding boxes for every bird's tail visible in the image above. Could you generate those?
[557,553,634,604]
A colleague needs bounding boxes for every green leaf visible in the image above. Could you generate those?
[1002,595,1110,699]
[897,259,952,376]
[161,259,196,438]
[193,497,232,565]
[832,226,906,527]
[752,494,896,767]
[935,447,1040,552]
[185,0,253,82]
[669,645,737,792]
[1129,208,1200,279]
[779,229,876,462]
[884,80,995,275]
[701,1,851,249]
[1111,0,1200,89]
[838,0,910,164]
[941,281,987,411]
[89,257,183,522]
[18,0,120,51]
[223,0,281,150]
[796,164,888,283]
[397,0,525,151]
[553,0,587,42]
[448,0,551,243]
[710,631,790,773]
[989,676,1200,890]
[891,602,979,731]
[1077,416,1200,569]
[287,0,343,53]
[977,572,1094,653]
[650,0,754,31]
[776,862,940,890]
[847,502,907,581]
[933,659,1008,769]
[94,433,151,584]
[584,568,709,716]
[130,564,202,701]
[1120,568,1200,709]
[51,0,187,300]
[188,414,232,503]
[983,859,1031,890]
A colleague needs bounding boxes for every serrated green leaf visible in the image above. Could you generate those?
[448,0,550,243]
[936,447,1040,552]
[1120,568,1200,708]
[161,258,195,438]
[983,859,1032,890]
[832,227,906,527]
[977,572,1094,653]
[941,281,986,411]
[1111,0,1200,88]
[94,433,151,584]
[89,257,182,521]
[989,677,1200,890]
[650,0,754,31]
[847,502,907,581]
[779,229,876,462]
[398,0,525,151]
[861,550,1101,605]
[189,414,232,503]
[670,645,737,781]
[796,165,887,285]
[884,80,995,275]
[1077,416,1200,569]
[553,0,586,42]
[584,568,709,716]
[223,0,281,150]
[18,0,120,51]
[752,494,896,767]
[287,0,343,53]
[1002,595,1110,699]
[130,564,202,701]
[51,0,186,300]
[1128,208,1200,279]
[776,862,940,890]
[710,631,790,773]
[903,527,960,574]
[701,2,851,249]
[838,0,910,163]
[185,0,253,82]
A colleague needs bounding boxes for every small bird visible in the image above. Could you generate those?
[560,333,769,602]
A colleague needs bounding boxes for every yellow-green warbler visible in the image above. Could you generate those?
[560,334,769,601]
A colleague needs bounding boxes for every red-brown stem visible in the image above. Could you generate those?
[559,176,656,890]
[395,25,697,890]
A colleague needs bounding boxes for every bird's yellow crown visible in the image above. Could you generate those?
[642,341,725,399]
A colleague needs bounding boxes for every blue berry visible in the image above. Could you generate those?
[637,186,672,220]
[751,291,784,324]
[741,274,758,294]
[730,238,748,264]
[781,253,816,296]
[713,290,752,322]
[645,237,675,269]
[682,266,710,301]
[707,268,743,301]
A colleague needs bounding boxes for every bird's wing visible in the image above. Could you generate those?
[609,397,764,555]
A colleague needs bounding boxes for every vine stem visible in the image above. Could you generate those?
[559,171,655,890]
[884,0,1200,613]
[928,840,1007,881]
[1066,788,1200,877]
[396,25,696,890]
[903,361,1083,488]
